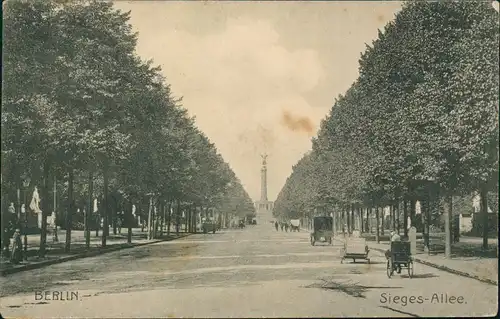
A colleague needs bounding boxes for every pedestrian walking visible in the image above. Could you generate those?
[280,223,284,231]
[284,223,289,232]
[10,229,23,264]
[274,221,279,231]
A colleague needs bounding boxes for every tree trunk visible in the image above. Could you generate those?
[186,205,190,233]
[192,205,196,232]
[344,209,351,234]
[403,200,408,238]
[381,207,385,236]
[16,177,21,229]
[191,205,195,232]
[176,200,181,235]
[375,206,380,243]
[153,205,157,239]
[359,207,363,233]
[65,168,74,253]
[160,201,165,237]
[332,210,336,233]
[166,202,170,232]
[39,160,51,258]
[95,203,99,238]
[410,198,416,230]
[1,172,5,255]
[351,204,355,231]
[480,187,489,250]
[156,204,160,237]
[189,205,194,232]
[127,199,132,244]
[367,207,371,233]
[443,194,453,258]
[112,197,117,235]
[102,162,109,248]
[423,197,430,250]
[152,203,157,238]
[425,199,430,246]
[194,206,199,233]
[147,196,153,240]
[166,201,172,236]
[396,202,400,234]
[85,171,93,249]
[358,206,362,232]
[193,205,197,232]
[140,203,144,232]
[391,205,395,231]
[341,209,345,233]
[94,199,100,238]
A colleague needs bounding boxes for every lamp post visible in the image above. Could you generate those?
[53,179,58,242]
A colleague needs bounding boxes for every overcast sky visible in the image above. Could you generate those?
[113,1,403,202]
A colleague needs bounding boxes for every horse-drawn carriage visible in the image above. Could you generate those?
[386,241,414,278]
[310,216,333,245]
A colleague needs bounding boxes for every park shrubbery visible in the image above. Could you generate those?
[470,214,498,238]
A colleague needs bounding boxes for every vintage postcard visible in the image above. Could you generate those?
[1,0,498,318]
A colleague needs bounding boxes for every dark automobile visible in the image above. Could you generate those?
[202,222,217,234]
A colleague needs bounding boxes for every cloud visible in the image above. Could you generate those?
[133,16,325,200]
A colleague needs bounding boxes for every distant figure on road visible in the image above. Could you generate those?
[275,221,279,231]
[280,223,284,231]
[284,223,289,232]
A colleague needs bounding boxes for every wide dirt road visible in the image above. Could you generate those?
[0,222,497,318]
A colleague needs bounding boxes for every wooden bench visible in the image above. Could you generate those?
[424,236,445,255]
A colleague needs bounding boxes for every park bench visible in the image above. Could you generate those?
[423,236,445,255]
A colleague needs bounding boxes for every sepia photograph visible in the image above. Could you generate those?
[1,0,498,317]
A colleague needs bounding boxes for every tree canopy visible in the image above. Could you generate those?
[273,1,498,222]
[2,0,255,252]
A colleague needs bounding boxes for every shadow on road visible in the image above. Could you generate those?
[304,279,402,298]
[399,273,438,279]
[341,260,384,265]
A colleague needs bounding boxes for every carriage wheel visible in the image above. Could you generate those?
[386,260,393,278]
[407,260,414,278]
